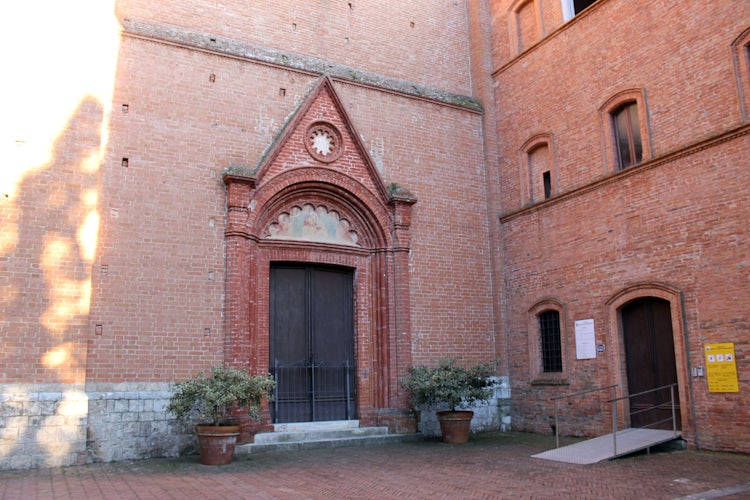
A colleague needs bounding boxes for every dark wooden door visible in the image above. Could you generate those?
[270,264,356,423]
[622,298,680,429]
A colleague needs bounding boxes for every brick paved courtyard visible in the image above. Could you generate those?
[2,432,749,499]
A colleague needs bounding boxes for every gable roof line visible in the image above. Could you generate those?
[250,79,322,177]
[252,76,390,202]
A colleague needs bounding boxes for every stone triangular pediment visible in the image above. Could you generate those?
[253,76,389,202]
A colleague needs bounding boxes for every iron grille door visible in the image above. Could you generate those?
[270,265,356,423]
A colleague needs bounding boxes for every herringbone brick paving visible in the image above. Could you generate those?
[1,432,749,499]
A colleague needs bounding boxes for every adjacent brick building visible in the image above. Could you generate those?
[1,0,747,469]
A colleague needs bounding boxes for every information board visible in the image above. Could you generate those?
[705,343,739,393]
[574,318,597,359]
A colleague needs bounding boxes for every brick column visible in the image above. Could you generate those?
[222,170,256,370]
[223,168,274,441]
[378,189,417,431]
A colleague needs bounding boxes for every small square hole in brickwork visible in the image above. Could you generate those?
[209,73,216,83]
[121,104,129,113]
[279,88,286,96]
[121,158,128,167]
[410,21,415,28]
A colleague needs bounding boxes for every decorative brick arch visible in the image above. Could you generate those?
[251,168,392,249]
[221,77,417,434]
[605,283,691,436]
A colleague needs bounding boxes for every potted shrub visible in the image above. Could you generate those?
[400,357,496,444]
[167,365,275,465]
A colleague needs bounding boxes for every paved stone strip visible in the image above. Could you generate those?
[676,483,750,500]
[1,432,749,499]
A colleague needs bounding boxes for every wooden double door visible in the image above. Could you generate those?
[622,297,681,430]
[269,264,357,423]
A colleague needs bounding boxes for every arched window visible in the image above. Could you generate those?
[612,102,643,170]
[520,133,555,205]
[509,0,543,55]
[731,26,750,122]
[528,299,567,382]
[539,310,563,373]
[599,89,650,173]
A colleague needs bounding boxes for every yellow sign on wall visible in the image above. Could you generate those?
[705,343,739,393]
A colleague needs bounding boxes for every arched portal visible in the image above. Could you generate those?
[220,77,417,434]
[223,171,415,431]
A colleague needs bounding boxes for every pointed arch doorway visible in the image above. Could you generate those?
[269,263,356,423]
[621,297,681,430]
[221,77,418,432]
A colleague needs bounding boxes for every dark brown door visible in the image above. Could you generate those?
[270,264,356,423]
[622,297,680,429]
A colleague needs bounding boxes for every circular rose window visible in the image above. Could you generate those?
[304,121,343,163]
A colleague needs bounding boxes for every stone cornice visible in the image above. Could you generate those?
[120,19,482,113]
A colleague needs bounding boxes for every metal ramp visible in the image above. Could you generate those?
[532,427,681,465]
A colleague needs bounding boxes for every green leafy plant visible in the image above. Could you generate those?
[167,365,275,426]
[400,357,496,411]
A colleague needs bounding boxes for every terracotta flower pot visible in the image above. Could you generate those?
[436,410,474,444]
[194,425,241,465]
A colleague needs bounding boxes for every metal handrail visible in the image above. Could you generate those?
[607,383,678,456]
[552,384,618,448]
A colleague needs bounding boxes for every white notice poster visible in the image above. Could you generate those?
[575,318,597,359]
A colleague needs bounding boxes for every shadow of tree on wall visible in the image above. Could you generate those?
[1,97,104,468]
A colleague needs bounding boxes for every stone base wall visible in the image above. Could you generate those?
[2,377,511,470]
[0,383,196,471]
[417,377,511,436]
[85,382,194,464]
[0,384,88,470]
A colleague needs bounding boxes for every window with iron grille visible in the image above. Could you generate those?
[539,310,562,372]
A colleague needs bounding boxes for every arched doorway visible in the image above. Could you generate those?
[221,77,418,431]
[621,297,681,429]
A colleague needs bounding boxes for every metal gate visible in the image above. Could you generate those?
[272,359,357,423]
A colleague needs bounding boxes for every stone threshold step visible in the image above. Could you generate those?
[254,426,390,444]
[272,420,361,432]
[235,431,421,457]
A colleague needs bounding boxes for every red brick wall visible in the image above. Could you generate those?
[115,0,474,95]
[5,0,747,460]
[84,4,496,386]
[1,99,105,384]
[491,0,750,451]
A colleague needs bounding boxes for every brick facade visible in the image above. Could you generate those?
[491,0,750,453]
[1,0,748,470]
